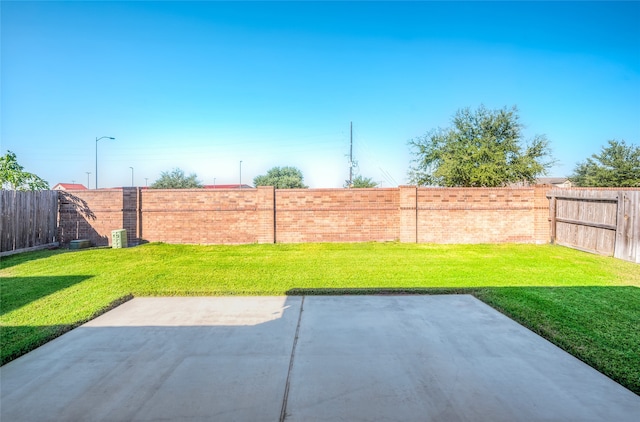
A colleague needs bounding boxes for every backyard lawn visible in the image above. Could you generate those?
[1,242,639,394]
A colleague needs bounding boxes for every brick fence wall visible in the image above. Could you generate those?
[57,186,551,246]
[275,188,400,243]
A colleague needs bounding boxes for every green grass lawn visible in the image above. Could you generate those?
[1,242,639,393]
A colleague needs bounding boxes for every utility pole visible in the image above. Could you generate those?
[349,121,353,188]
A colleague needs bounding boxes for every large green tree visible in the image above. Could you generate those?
[408,105,554,187]
[253,166,308,189]
[0,151,49,190]
[346,175,378,188]
[150,168,203,189]
[570,140,640,187]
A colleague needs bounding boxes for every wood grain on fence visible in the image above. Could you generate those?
[615,191,640,263]
[0,190,58,254]
[548,189,640,263]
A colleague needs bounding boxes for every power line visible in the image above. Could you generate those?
[351,127,398,186]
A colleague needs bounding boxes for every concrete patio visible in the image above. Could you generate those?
[2,295,639,421]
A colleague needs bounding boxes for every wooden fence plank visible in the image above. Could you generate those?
[614,191,639,263]
[549,189,639,263]
[555,217,616,231]
[549,196,557,243]
[0,190,58,254]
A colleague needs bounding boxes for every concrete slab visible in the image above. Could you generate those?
[1,295,639,422]
[285,296,640,421]
[1,297,302,422]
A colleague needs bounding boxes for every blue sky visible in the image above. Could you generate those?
[2,1,639,188]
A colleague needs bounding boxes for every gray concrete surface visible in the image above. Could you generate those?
[1,295,639,422]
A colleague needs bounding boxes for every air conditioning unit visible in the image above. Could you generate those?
[111,229,127,248]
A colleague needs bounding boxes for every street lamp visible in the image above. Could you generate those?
[129,167,134,187]
[95,136,115,189]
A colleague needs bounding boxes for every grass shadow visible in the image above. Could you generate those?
[0,275,93,316]
[1,294,133,365]
[0,248,68,271]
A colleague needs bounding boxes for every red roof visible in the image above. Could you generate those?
[52,183,88,190]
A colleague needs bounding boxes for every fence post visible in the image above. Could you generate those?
[137,187,143,244]
[549,194,557,244]
[614,191,639,263]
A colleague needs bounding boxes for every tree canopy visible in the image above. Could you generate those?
[346,175,378,188]
[150,168,203,189]
[408,105,554,187]
[0,151,49,191]
[570,140,640,187]
[253,166,308,189]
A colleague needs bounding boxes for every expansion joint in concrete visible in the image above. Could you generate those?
[279,296,304,422]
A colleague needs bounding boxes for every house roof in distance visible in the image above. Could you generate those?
[52,183,88,191]
[536,177,572,188]
[537,177,568,184]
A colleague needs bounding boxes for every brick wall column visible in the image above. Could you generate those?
[256,186,275,243]
[122,187,140,246]
[533,185,551,244]
[399,185,417,243]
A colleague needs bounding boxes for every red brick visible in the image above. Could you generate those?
[57,186,552,246]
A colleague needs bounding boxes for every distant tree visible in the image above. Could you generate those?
[0,151,49,190]
[346,175,378,188]
[150,168,203,189]
[408,105,554,187]
[570,140,640,187]
[253,166,308,189]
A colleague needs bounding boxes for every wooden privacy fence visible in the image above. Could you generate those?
[0,190,59,256]
[547,189,640,263]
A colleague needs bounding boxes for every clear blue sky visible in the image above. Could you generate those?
[2,1,639,188]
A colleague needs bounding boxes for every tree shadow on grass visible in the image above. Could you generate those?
[0,275,93,316]
[1,294,132,365]
[0,248,68,271]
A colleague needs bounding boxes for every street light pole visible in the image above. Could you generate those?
[95,136,115,189]
[129,167,134,187]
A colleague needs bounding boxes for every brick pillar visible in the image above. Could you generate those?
[399,185,417,243]
[256,186,275,243]
[122,187,139,246]
[533,185,551,244]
